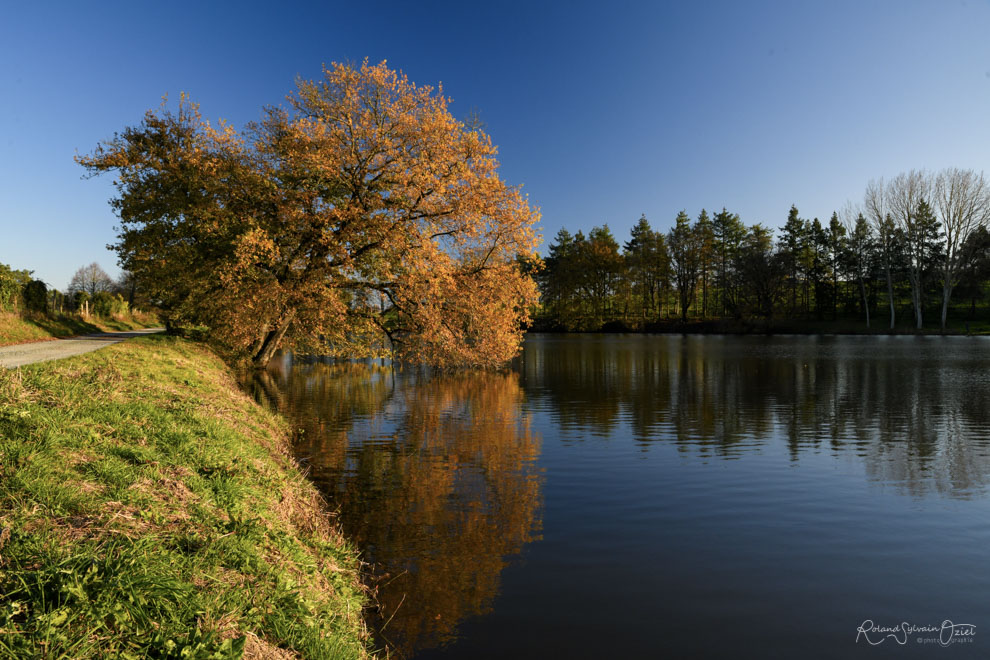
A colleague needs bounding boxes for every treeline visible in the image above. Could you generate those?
[535,168,990,332]
[0,261,142,318]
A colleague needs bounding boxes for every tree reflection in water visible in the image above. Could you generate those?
[242,354,543,656]
[521,334,990,498]
[241,336,990,657]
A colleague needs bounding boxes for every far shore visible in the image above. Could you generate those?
[526,318,990,336]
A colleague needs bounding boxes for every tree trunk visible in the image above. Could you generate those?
[249,324,270,358]
[885,266,895,330]
[702,274,708,318]
[833,272,838,320]
[251,312,295,367]
[909,273,923,330]
[940,280,953,333]
[859,276,870,329]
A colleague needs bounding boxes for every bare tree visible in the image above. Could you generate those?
[932,168,990,331]
[887,170,933,330]
[67,262,114,298]
[864,179,897,330]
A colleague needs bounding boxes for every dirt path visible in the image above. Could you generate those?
[0,328,165,368]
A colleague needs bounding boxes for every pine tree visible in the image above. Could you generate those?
[668,211,700,322]
[712,208,745,317]
[781,206,807,316]
[827,212,847,320]
[694,210,715,318]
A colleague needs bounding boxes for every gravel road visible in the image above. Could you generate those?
[0,328,165,369]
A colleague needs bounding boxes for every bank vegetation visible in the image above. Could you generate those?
[0,335,371,658]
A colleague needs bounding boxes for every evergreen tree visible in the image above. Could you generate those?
[694,210,715,318]
[624,215,671,322]
[903,199,943,328]
[736,225,784,319]
[668,211,700,322]
[542,228,578,327]
[712,208,745,317]
[780,206,807,316]
[844,213,873,328]
[808,218,828,319]
[955,227,990,320]
[575,225,624,327]
[827,212,847,320]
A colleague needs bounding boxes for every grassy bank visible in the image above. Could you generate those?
[0,310,161,347]
[0,335,370,658]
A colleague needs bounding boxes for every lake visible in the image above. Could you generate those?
[241,334,990,658]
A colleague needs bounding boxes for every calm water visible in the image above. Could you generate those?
[241,334,990,658]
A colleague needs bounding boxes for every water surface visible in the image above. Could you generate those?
[242,334,990,658]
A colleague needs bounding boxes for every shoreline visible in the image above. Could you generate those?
[0,335,372,658]
[526,318,989,337]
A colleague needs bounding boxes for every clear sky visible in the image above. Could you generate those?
[2,0,989,290]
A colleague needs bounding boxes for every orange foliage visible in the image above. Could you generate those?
[78,61,540,367]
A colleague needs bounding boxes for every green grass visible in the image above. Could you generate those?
[0,335,371,659]
[0,311,160,347]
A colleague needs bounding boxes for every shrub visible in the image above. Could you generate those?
[23,280,48,313]
[0,264,32,312]
[92,291,128,317]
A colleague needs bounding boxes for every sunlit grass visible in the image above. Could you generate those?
[0,335,371,658]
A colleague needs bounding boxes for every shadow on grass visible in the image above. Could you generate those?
[28,314,102,338]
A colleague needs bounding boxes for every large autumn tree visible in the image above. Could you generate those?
[78,61,540,367]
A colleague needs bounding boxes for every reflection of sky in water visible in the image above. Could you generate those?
[242,335,990,659]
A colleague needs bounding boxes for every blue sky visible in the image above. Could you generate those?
[2,0,989,289]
